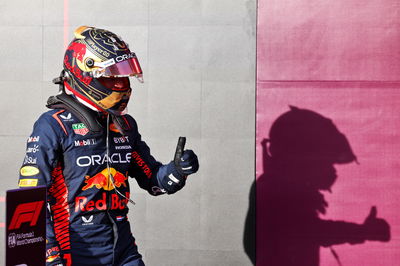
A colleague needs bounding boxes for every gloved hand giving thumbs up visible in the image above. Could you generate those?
[160,137,199,194]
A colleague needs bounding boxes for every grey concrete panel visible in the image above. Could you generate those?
[0,81,44,136]
[202,25,256,83]
[128,80,150,133]
[42,78,61,104]
[146,25,202,139]
[0,1,42,26]
[145,248,252,266]
[201,81,255,140]
[199,193,250,252]
[0,26,43,81]
[43,26,65,81]
[126,193,148,250]
[148,26,202,83]
[64,0,148,27]
[198,249,253,266]
[144,249,200,266]
[147,80,202,140]
[43,0,64,26]
[145,191,201,250]
[199,138,254,196]
[149,0,202,26]
[202,0,257,27]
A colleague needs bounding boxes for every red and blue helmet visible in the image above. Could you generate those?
[63,26,143,115]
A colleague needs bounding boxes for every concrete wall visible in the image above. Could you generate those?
[0,1,256,265]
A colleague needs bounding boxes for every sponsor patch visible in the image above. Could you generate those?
[132,151,152,178]
[24,155,37,164]
[27,136,40,143]
[74,138,96,147]
[72,123,89,136]
[81,167,128,191]
[46,246,60,257]
[20,166,40,176]
[46,255,60,263]
[8,231,45,248]
[114,136,129,144]
[82,215,94,226]
[76,153,131,167]
[75,192,130,212]
[115,145,132,150]
[60,113,73,121]
[26,144,40,154]
[19,179,38,187]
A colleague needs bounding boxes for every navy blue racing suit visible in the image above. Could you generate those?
[18,109,183,265]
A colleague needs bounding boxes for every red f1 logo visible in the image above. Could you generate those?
[8,201,44,230]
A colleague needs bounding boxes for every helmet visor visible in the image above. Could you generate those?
[103,57,143,78]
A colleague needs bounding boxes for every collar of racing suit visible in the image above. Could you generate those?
[46,92,132,136]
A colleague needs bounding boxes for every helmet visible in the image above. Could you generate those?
[268,106,357,164]
[62,26,143,115]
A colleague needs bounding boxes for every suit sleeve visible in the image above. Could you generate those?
[18,113,65,266]
[126,117,165,195]
[127,117,186,196]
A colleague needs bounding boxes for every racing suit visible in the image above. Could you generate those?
[18,108,185,265]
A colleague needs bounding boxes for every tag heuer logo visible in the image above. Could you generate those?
[72,123,89,136]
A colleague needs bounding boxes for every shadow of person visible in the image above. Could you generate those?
[244,179,256,265]
[252,106,390,266]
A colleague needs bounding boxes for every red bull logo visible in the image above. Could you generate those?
[82,168,127,191]
[64,41,93,86]
[75,192,130,212]
[67,42,87,63]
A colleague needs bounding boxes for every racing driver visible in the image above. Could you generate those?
[18,26,199,266]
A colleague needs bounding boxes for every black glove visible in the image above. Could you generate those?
[176,150,199,176]
[161,150,199,194]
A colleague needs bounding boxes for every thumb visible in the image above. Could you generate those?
[365,206,377,221]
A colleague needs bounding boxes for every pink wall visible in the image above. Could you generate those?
[258,0,400,81]
[256,0,400,265]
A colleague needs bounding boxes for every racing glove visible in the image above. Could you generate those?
[159,150,199,194]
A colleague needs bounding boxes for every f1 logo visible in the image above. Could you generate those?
[8,201,44,230]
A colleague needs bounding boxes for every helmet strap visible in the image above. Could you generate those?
[47,92,103,135]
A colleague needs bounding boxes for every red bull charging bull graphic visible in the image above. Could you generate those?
[76,168,130,212]
[82,167,127,191]
[67,42,87,63]
[63,41,93,85]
